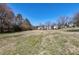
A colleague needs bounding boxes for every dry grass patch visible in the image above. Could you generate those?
[0,30,79,54]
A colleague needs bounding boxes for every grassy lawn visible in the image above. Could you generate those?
[0,29,79,55]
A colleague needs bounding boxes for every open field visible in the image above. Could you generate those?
[0,28,79,55]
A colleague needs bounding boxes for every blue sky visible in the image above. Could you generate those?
[8,3,79,26]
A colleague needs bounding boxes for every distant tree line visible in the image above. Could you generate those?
[0,4,32,32]
[57,13,79,29]
[36,12,79,30]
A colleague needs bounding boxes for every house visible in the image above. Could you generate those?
[37,25,52,30]
[53,25,58,29]
[37,26,43,30]
[68,23,74,28]
[46,26,52,30]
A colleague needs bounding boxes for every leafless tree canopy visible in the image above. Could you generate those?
[0,4,32,32]
[73,12,79,27]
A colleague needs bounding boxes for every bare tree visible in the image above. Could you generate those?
[15,14,32,31]
[25,18,32,30]
[0,3,15,32]
[73,12,79,27]
[45,21,51,27]
[57,16,72,28]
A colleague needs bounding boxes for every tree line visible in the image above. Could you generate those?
[57,13,79,29]
[1,3,79,32]
[0,4,32,32]
[36,12,79,30]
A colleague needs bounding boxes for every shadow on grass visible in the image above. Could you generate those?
[67,29,79,32]
[0,31,23,34]
[0,29,33,34]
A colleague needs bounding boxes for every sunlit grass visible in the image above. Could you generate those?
[0,29,79,55]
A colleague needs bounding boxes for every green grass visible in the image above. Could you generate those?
[0,29,79,55]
